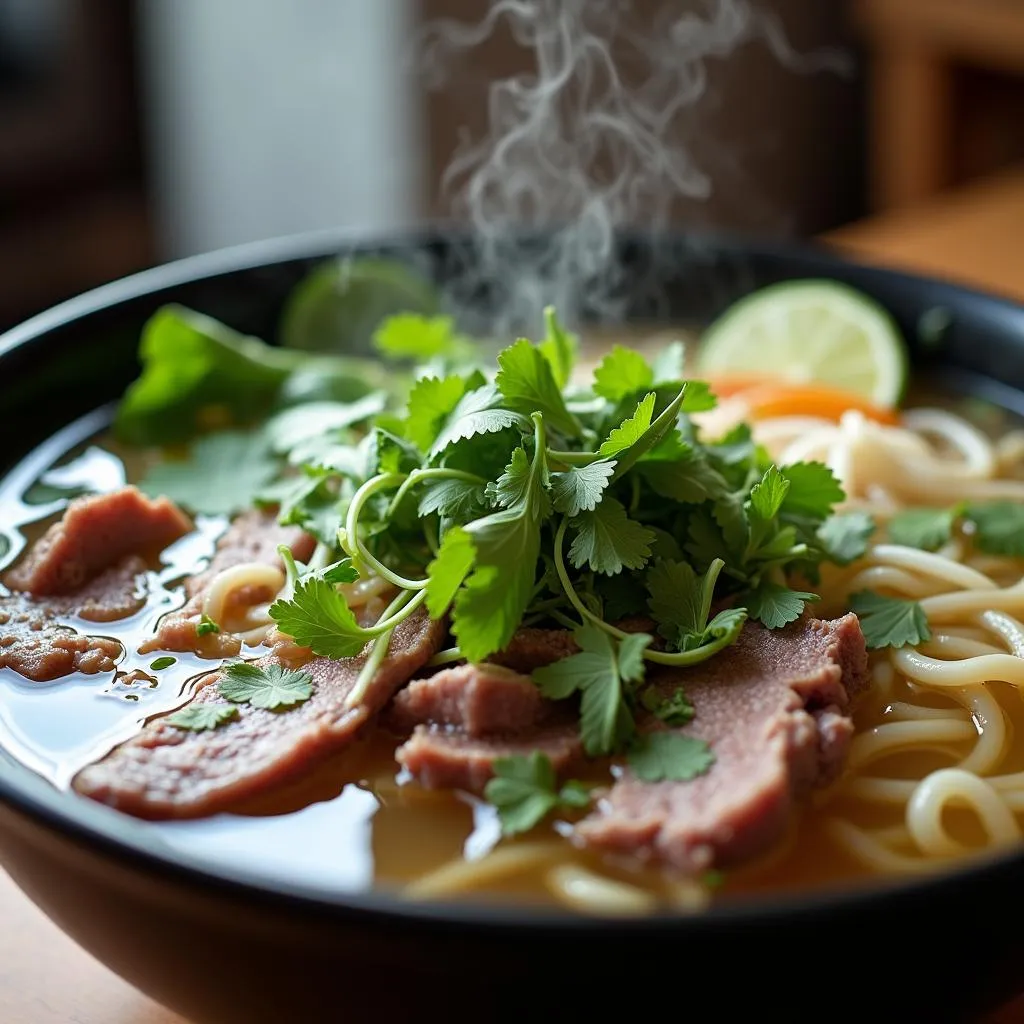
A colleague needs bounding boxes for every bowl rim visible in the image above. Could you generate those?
[1,224,1021,934]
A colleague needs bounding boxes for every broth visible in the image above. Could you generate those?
[3,378,1021,913]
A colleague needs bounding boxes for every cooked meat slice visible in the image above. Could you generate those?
[0,557,152,682]
[489,628,580,673]
[0,592,122,681]
[576,614,869,873]
[5,487,191,595]
[398,726,583,794]
[139,509,316,657]
[389,662,584,794]
[74,607,447,818]
[385,663,551,736]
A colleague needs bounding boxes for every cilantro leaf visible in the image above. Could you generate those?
[450,433,551,662]
[483,751,590,836]
[403,375,471,452]
[269,575,368,659]
[165,703,239,732]
[640,435,730,503]
[218,662,314,710]
[429,383,527,457]
[372,314,469,361]
[495,339,581,438]
[817,511,875,564]
[849,590,932,649]
[640,687,694,726]
[262,394,385,455]
[627,732,715,782]
[593,346,653,402]
[139,430,277,516]
[780,462,845,521]
[417,477,487,520]
[678,380,717,413]
[534,624,650,756]
[966,502,1024,556]
[551,461,615,516]
[887,506,959,551]
[749,465,790,521]
[537,307,577,388]
[744,582,817,628]
[599,392,655,457]
[568,498,657,575]
[150,656,176,671]
[196,614,221,637]
[646,558,710,646]
[487,446,552,512]
[425,526,476,618]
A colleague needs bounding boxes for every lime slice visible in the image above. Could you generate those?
[279,257,439,354]
[697,279,908,407]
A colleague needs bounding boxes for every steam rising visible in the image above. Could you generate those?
[418,0,850,337]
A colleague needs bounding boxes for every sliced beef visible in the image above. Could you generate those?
[0,557,152,682]
[576,614,869,873]
[74,607,447,818]
[490,628,580,673]
[388,663,583,794]
[0,593,122,682]
[5,487,190,596]
[139,510,316,657]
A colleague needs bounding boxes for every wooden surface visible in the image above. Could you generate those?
[854,0,1024,209]
[6,171,1024,1022]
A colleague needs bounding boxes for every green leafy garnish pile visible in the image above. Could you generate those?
[132,298,876,781]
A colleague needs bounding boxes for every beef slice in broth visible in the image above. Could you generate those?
[1,488,193,682]
[386,663,583,794]
[577,614,869,872]
[75,607,448,818]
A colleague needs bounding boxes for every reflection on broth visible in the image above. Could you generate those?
[6,297,1024,915]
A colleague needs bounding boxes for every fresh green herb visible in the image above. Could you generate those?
[150,656,176,671]
[817,511,875,564]
[888,505,961,551]
[120,277,868,697]
[627,732,715,783]
[196,614,221,638]
[165,704,238,732]
[218,662,314,710]
[483,751,591,836]
[115,305,388,446]
[534,624,651,756]
[743,581,819,630]
[849,590,932,649]
[139,430,277,516]
[640,686,695,726]
[966,502,1024,557]
[372,314,473,363]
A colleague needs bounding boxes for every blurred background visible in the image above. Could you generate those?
[1,0,1022,331]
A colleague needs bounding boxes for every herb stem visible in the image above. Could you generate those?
[426,646,466,667]
[387,467,486,518]
[343,472,429,591]
[345,588,422,708]
[551,519,740,668]
[547,448,600,468]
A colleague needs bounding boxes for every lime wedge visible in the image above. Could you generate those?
[279,257,439,354]
[696,279,908,407]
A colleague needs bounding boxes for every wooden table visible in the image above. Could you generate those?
[6,170,1024,1023]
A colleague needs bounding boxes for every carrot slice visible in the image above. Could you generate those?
[729,381,900,425]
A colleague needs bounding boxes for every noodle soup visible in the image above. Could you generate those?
[4,280,1024,916]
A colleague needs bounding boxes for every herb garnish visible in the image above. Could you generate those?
[122,299,874,768]
[165,704,238,732]
[196,614,221,638]
[849,591,932,649]
[483,752,591,836]
[150,656,176,671]
[218,662,314,711]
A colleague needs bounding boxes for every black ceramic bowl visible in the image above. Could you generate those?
[2,230,1024,1024]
